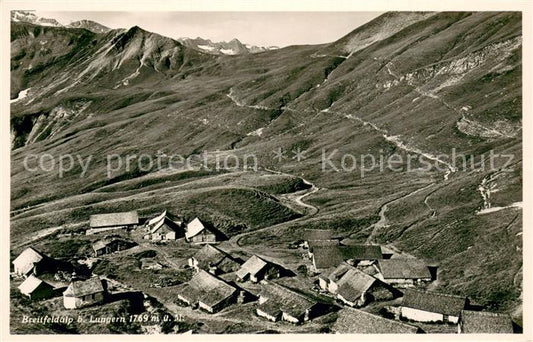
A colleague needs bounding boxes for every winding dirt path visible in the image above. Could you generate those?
[365,183,435,244]
[226,168,320,249]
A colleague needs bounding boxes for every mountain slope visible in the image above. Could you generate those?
[66,20,111,33]
[178,37,278,55]
[10,11,522,320]
[11,10,62,27]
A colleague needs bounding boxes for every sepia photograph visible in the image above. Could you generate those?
[2,0,531,340]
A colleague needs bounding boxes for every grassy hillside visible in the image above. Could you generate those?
[10,11,523,326]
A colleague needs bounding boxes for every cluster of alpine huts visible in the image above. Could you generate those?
[11,209,219,310]
[179,243,332,324]
[303,229,516,334]
[12,209,516,333]
[12,247,106,309]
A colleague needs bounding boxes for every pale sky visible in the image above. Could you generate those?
[35,11,383,47]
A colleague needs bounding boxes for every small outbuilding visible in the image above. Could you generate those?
[141,259,164,270]
[18,274,55,300]
[400,289,467,324]
[185,218,217,244]
[92,238,135,256]
[63,276,106,309]
[458,310,514,334]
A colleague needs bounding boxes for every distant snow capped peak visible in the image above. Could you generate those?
[66,20,111,34]
[177,37,279,55]
[11,10,63,27]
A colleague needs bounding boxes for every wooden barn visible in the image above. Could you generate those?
[302,229,336,248]
[375,259,432,286]
[311,245,383,272]
[188,244,241,275]
[176,270,238,313]
[92,238,135,256]
[235,255,281,283]
[144,210,185,241]
[319,263,395,307]
[185,218,217,244]
[400,289,467,324]
[88,211,138,235]
[63,276,106,309]
[18,274,55,300]
[458,310,514,334]
[332,307,421,334]
[12,247,55,277]
[311,246,345,272]
[256,282,324,324]
[306,239,340,258]
[341,244,383,266]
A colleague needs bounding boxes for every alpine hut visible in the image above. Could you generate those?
[176,270,238,313]
[400,289,467,324]
[188,244,241,274]
[18,275,55,300]
[88,211,138,235]
[185,218,216,244]
[63,276,106,309]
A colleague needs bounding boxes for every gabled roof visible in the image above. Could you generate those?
[90,211,138,228]
[336,268,378,302]
[340,244,383,260]
[178,270,236,307]
[312,246,344,269]
[402,289,467,317]
[460,310,514,333]
[186,217,211,239]
[259,282,316,318]
[13,247,46,275]
[332,308,420,334]
[235,255,269,279]
[18,275,52,295]
[151,217,181,234]
[192,245,239,271]
[313,245,383,270]
[148,210,167,226]
[148,210,183,234]
[63,277,104,298]
[320,263,353,282]
[378,258,431,279]
[304,229,333,241]
[308,239,340,251]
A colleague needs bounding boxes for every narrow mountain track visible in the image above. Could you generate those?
[225,168,320,250]
[364,182,435,244]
